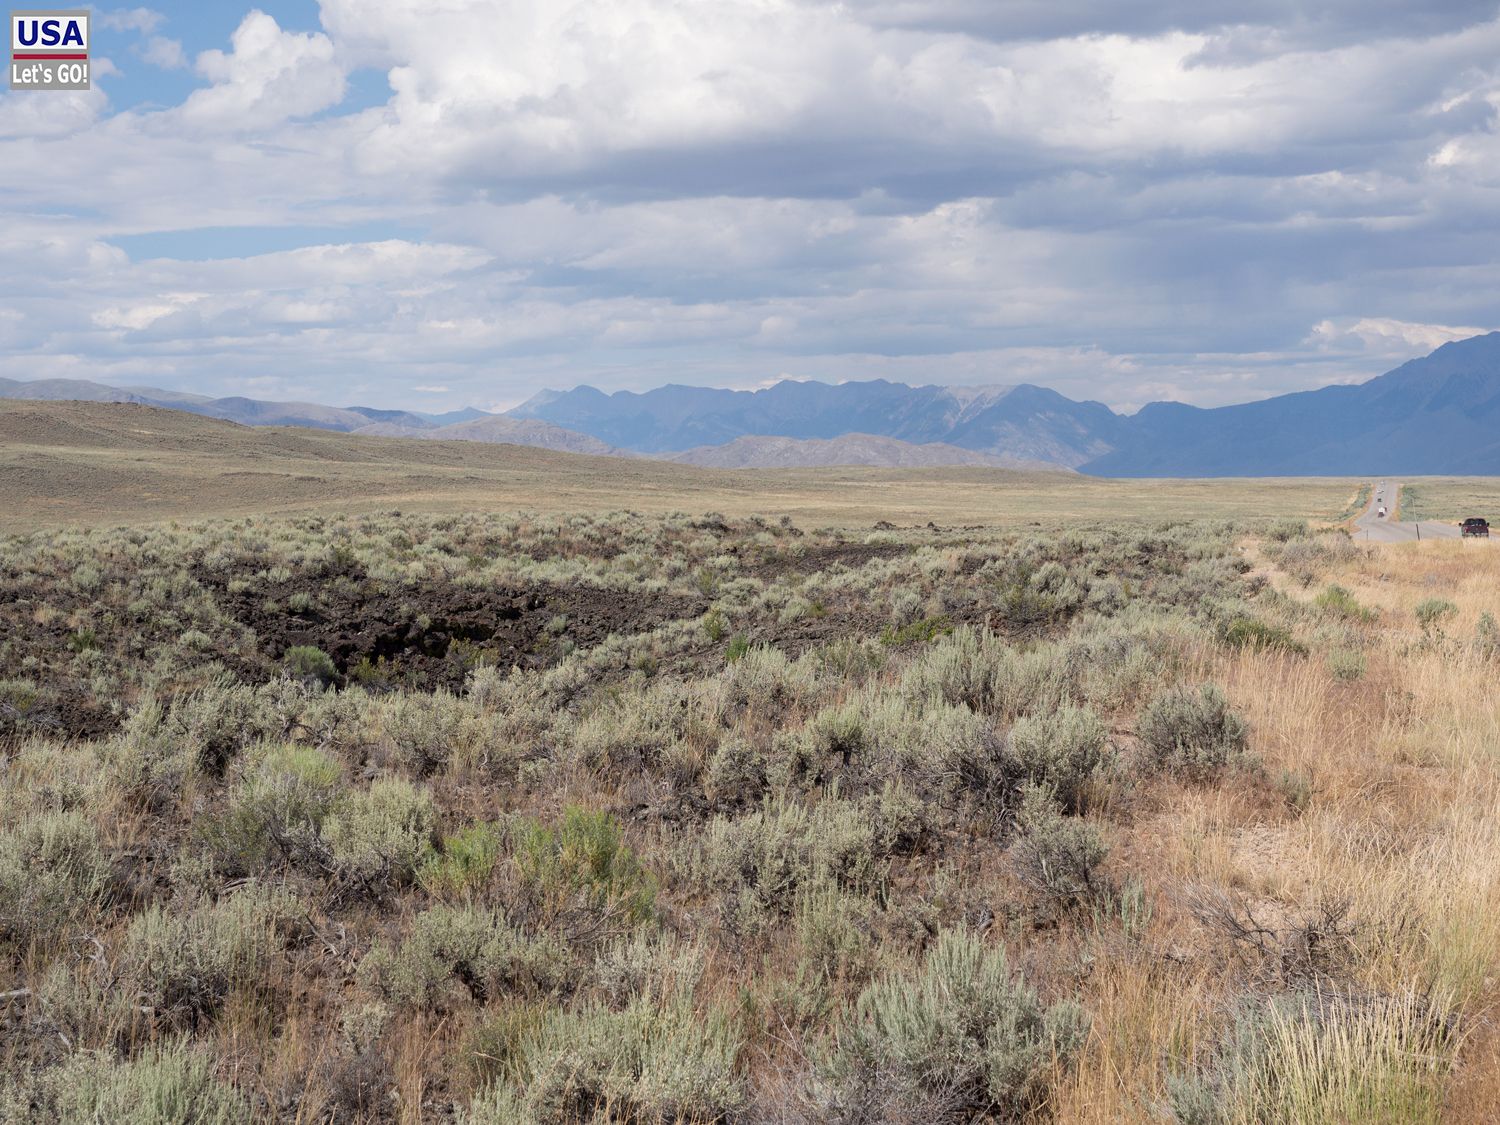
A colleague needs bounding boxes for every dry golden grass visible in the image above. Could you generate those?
[1,399,1365,532]
[1052,957,1218,1123]
[1050,538,1500,1122]
[1399,478,1500,522]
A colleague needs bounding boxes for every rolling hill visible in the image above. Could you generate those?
[353,414,625,456]
[0,399,1360,534]
[666,433,1063,470]
[0,378,446,433]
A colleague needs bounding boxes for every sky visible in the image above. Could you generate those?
[2,2,1498,414]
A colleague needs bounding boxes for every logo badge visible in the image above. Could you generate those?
[11,9,89,91]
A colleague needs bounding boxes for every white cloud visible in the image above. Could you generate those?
[99,7,164,34]
[141,36,187,70]
[1308,317,1495,357]
[314,0,1500,191]
[181,11,347,130]
[93,296,200,331]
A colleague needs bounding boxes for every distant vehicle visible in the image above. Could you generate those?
[1461,518,1490,538]
[1378,506,1387,518]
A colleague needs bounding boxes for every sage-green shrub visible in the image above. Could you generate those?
[369,690,485,777]
[1009,784,1109,911]
[112,698,196,812]
[1327,648,1367,682]
[1004,705,1109,813]
[204,743,344,875]
[1138,684,1249,781]
[0,1044,250,1125]
[592,931,706,1008]
[1314,584,1376,623]
[0,810,111,955]
[359,904,565,1010]
[1222,617,1306,656]
[118,884,299,1027]
[464,991,744,1124]
[514,807,657,926]
[121,682,263,780]
[1475,611,1500,660]
[692,795,907,922]
[1415,599,1458,633]
[419,821,506,899]
[817,929,1088,1121]
[283,645,337,687]
[321,778,436,891]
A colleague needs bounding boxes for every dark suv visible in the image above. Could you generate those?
[1461,518,1490,538]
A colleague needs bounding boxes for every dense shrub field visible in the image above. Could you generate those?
[1,509,1496,1121]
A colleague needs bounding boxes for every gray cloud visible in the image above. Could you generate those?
[837,0,1500,47]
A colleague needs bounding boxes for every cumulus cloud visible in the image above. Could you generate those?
[310,0,1500,201]
[181,11,347,130]
[141,36,188,69]
[98,7,165,34]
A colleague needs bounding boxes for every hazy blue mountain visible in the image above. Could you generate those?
[1084,331,1500,476]
[166,396,376,431]
[415,407,494,425]
[509,379,1126,467]
[346,406,436,429]
[512,335,1500,474]
[944,384,1128,466]
[119,384,214,405]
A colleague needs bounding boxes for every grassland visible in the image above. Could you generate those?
[0,401,1365,532]
[1398,478,1500,523]
[3,488,1500,1122]
[5,401,1500,1123]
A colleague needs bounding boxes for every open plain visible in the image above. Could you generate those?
[3,402,1500,1123]
[0,401,1383,533]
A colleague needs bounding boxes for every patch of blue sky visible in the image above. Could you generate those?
[327,65,392,116]
[111,220,426,261]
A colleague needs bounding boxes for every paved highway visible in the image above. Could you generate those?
[1352,480,1461,543]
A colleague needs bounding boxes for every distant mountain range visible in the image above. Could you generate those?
[512,333,1500,475]
[5,331,1499,474]
[510,380,1125,467]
